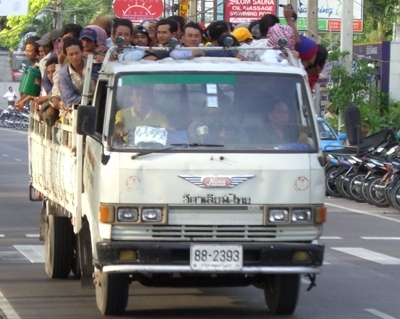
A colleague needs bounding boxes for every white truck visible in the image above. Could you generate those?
[29,50,326,316]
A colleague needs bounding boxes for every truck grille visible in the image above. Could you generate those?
[111,225,319,241]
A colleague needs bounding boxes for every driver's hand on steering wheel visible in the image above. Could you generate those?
[113,122,128,138]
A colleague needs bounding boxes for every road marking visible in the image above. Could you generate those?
[0,291,20,319]
[0,234,4,237]
[320,236,342,239]
[2,154,8,157]
[365,308,397,319]
[361,237,400,240]
[25,234,39,238]
[13,245,44,263]
[15,159,21,162]
[331,247,400,265]
[326,202,400,223]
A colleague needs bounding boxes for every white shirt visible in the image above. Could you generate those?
[247,39,269,61]
[3,91,16,101]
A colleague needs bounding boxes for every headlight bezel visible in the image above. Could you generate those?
[141,207,163,222]
[265,206,318,225]
[99,204,168,224]
[268,209,289,223]
[117,207,139,222]
[291,208,312,223]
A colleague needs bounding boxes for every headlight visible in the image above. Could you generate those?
[142,208,163,222]
[268,209,289,223]
[292,209,312,223]
[117,207,138,222]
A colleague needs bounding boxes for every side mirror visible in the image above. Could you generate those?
[77,106,96,136]
[338,133,347,141]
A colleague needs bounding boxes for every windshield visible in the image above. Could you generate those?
[110,73,317,152]
[318,119,338,140]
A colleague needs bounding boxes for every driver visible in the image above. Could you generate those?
[114,85,169,142]
[265,101,308,145]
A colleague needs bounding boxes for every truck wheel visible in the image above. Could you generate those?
[71,233,81,279]
[263,274,300,315]
[95,268,130,315]
[45,215,73,279]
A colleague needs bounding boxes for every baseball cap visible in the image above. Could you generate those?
[232,27,253,43]
[79,27,97,41]
[36,29,61,46]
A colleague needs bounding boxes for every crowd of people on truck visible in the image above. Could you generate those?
[13,6,327,132]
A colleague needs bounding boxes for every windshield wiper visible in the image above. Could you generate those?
[131,143,224,159]
[170,143,224,148]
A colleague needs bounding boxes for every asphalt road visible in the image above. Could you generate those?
[1,127,400,319]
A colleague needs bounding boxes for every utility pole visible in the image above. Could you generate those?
[54,0,62,29]
[306,0,318,42]
[190,0,197,21]
[340,0,353,73]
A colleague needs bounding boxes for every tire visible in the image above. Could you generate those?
[361,177,376,205]
[348,173,366,202]
[367,178,390,208]
[45,215,73,279]
[390,182,400,211]
[4,115,13,127]
[71,233,81,279]
[264,274,300,315]
[95,268,130,316]
[20,118,29,131]
[337,173,353,200]
[326,168,342,197]
[14,116,22,130]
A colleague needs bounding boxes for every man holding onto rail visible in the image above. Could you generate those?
[170,22,206,60]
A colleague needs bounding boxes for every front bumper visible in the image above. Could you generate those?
[96,241,324,274]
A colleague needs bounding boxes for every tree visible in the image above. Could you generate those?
[0,0,48,50]
[325,50,400,135]
[0,0,113,50]
[354,0,398,43]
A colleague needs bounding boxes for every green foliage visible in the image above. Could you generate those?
[0,0,48,49]
[325,116,339,133]
[325,51,374,115]
[0,0,113,50]
[324,50,400,136]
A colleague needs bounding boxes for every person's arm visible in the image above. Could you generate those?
[58,65,82,108]
[170,47,193,60]
[284,5,301,45]
[15,95,33,111]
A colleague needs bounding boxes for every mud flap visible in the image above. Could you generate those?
[78,219,94,288]
[39,201,47,241]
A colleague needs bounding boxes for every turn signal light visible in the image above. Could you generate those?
[99,205,115,223]
[315,206,327,223]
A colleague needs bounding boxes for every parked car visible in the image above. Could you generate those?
[317,117,347,151]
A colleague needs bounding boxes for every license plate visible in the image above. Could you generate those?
[190,245,243,271]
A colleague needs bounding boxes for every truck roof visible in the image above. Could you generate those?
[100,57,307,77]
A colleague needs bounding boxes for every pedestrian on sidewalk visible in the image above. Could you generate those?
[3,86,17,108]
